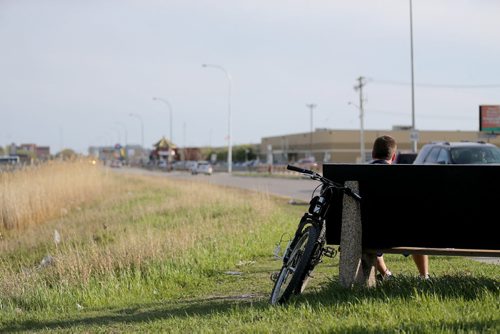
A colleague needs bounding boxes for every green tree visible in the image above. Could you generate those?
[56,149,78,160]
[202,144,259,163]
[16,149,36,160]
[205,148,227,162]
[233,145,257,162]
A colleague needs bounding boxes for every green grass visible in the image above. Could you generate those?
[0,173,498,333]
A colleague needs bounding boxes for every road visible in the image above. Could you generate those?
[118,168,317,202]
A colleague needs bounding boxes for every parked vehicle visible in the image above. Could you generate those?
[394,152,417,164]
[293,157,319,171]
[0,155,20,165]
[110,160,122,168]
[191,161,213,175]
[413,141,500,164]
[172,161,186,170]
[185,160,197,171]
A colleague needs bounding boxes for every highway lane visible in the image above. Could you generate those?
[117,168,317,202]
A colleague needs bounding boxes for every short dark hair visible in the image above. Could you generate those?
[372,135,397,160]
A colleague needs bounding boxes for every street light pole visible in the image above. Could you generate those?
[353,76,366,163]
[128,113,144,149]
[306,103,317,158]
[202,63,232,173]
[409,0,417,152]
[115,122,128,162]
[110,127,121,144]
[152,97,173,145]
[116,122,128,146]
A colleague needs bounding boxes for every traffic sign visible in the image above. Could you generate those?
[410,130,419,142]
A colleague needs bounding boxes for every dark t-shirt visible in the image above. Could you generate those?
[370,159,389,165]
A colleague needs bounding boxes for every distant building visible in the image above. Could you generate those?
[261,129,500,164]
[151,137,176,162]
[19,143,37,153]
[88,144,149,166]
[35,146,50,160]
[181,147,203,161]
[9,143,51,162]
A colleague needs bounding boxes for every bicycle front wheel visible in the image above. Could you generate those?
[270,224,320,305]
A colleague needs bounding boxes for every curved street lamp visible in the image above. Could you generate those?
[110,126,121,144]
[202,63,232,173]
[152,97,173,145]
[115,121,128,146]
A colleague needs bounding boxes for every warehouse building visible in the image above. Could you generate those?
[260,128,500,164]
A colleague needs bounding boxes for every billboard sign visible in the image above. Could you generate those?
[479,105,500,133]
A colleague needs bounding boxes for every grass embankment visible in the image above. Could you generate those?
[0,161,110,230]
[0,166,498,333]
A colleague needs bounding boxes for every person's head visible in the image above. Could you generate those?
[372,135,397,162]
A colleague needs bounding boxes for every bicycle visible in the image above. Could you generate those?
[269,164,361,305]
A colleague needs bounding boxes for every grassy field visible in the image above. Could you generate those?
[0,161,111,230]
[0,165,498,333]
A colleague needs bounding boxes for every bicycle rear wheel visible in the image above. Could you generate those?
[270,224,320,305]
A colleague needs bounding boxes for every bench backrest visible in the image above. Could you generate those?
[323,164,499,250]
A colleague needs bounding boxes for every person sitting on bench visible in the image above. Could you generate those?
[370,135,430,280]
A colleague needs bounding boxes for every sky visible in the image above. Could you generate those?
[1,0,499,154]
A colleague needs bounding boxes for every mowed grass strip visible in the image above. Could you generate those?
[0,168,498,333]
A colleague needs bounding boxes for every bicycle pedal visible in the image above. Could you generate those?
[322,247,337,258]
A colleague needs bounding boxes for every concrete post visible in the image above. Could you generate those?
[339,181,376,288]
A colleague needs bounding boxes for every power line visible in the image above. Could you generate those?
[368,78,500,89]
[367,108,472,120]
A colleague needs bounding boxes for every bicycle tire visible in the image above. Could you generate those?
[295,223,325,295]
[270,224,320,305]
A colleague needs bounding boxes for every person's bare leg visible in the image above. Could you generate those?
[376,256,391,277]
[412,254,429,277]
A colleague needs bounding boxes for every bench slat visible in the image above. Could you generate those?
[364,247,500,257]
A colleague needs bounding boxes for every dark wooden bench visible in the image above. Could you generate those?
[323,164,500,287]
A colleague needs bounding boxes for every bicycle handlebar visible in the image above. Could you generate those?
[286,164,314,175]
[286,164,361,201]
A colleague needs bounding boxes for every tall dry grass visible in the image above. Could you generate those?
[0,172,285,307]
[47,176,277,285]
[0,161,111,230]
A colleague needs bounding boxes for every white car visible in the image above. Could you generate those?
[191,161,213,175]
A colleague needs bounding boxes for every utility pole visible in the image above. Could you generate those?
[59,126,64,152]
[306,103,317,159]
[202,64,232,173]
[183,122,186,160]
[409,0,418,152]
[354,77,366,163]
